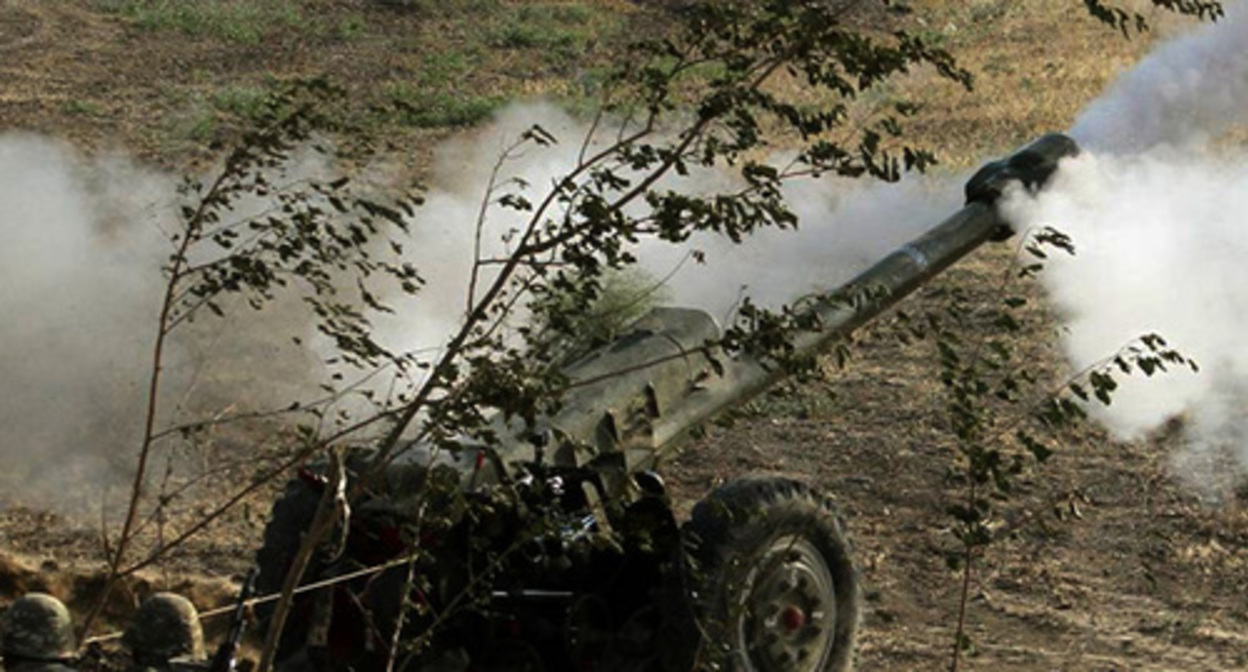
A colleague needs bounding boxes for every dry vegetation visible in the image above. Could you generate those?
[2,1,1246,670]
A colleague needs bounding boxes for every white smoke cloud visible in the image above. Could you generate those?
[0,137,368,512]
[1003,150,1243,431]
[1070,1,1248,153]
[398,101,959,333]
[641,173,959,319]
[1007,0,1248,499]
[369,103,594,356]
[0,135,172,509]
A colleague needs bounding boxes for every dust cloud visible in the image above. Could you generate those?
[0,136,354,514]
[0,135,171,510]
[1004,1,1248,499]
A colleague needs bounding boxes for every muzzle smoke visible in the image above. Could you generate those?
[404,102,959,328]
[1005,1,1248,499]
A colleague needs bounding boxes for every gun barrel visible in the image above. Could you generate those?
[790,133,1081,358]
[496,134,1080,476]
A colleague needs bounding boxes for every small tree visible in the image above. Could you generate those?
[887,225,1197,671]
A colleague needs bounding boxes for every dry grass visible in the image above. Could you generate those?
[884,1,1123,165]
[893,0,1201,166]
[745,0,1197,176]
[0,1,1202,167]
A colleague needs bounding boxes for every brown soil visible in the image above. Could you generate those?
[2,2,1245,670]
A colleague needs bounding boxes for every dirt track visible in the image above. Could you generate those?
[3,2,1248,670]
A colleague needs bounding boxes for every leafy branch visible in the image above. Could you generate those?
[886,225,1196,671]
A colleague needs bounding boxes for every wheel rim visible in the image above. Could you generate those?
[736,534,837,671]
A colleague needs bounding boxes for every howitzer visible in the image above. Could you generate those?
[254,133,1080,672]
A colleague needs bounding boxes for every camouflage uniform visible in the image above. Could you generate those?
[1,593,77,672]
[121,593,206,672]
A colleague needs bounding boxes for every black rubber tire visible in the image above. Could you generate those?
[677,477,859,672]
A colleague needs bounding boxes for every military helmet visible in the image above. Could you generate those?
[1,593,77,661]
[122,593,205,664]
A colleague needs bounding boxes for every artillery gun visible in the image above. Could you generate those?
[254,134,1080,671]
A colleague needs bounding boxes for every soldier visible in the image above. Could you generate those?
[0,593,77,672]
[121,593,206,672]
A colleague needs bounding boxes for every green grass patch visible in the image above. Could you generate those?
[154,82,281,152]
[161,104,218,150]
[487,4,596,64]
[418,50,479,88]
[385,84,503,128]
[61,99,105,117]
[99,0,628,136]
[211,84,273,121]
[332,13,368,41]
[94,0,310,44]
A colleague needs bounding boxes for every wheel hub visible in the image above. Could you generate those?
[738,535,837,672]
[781,605,806,632]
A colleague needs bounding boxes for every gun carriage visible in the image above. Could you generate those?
[254,134,1080,672]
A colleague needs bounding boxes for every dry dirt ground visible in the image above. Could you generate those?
[3,1,1248,670]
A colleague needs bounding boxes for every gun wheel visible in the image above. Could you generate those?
[682,477,858,672]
